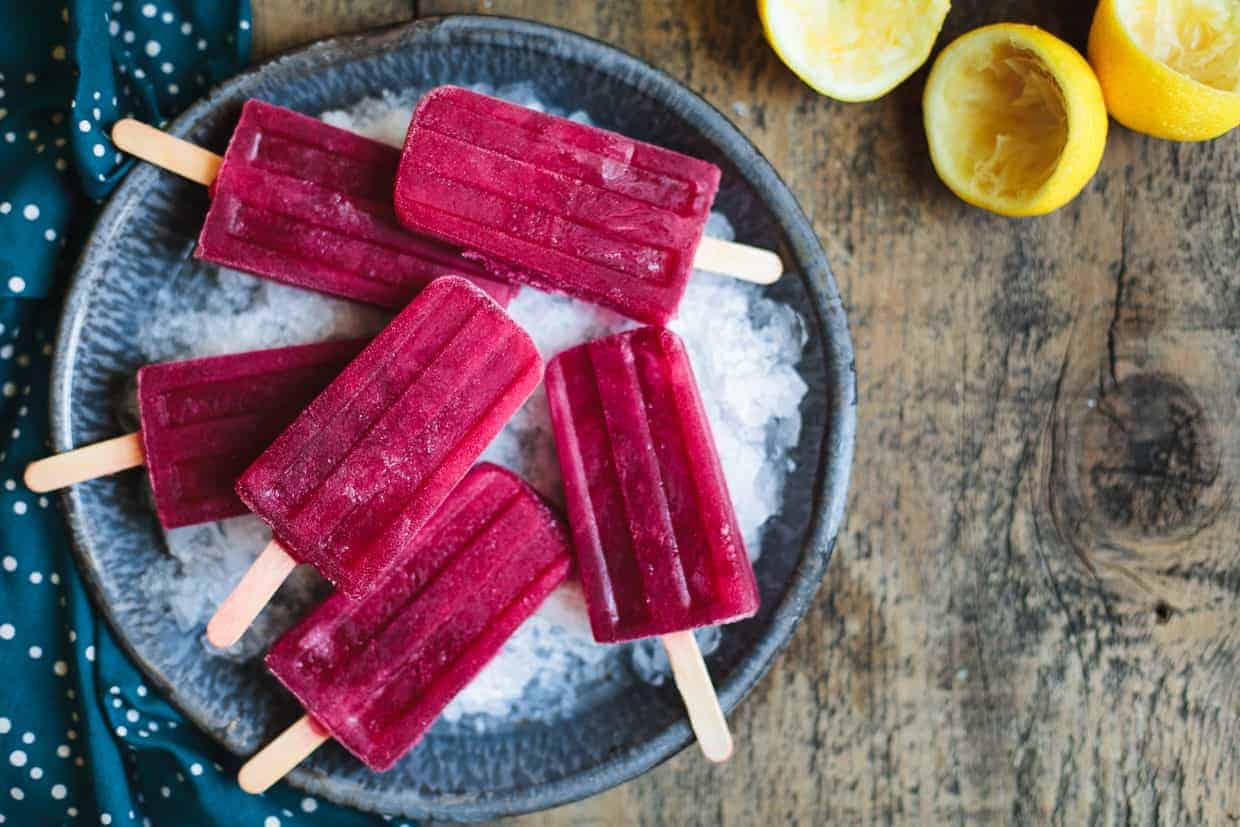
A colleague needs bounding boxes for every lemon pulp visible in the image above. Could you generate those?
[934,42,1068,203]
[1118,0,1240,92]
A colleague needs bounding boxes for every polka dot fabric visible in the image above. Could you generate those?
[0,3,408,825]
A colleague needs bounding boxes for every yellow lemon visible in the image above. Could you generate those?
[923,23,1108,217]
[1088,0,1240,141]
[759,0,951,102]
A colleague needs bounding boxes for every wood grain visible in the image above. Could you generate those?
[250,0,414,59]
[254,1,1240,823]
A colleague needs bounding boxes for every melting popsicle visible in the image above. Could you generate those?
[237,463,572,790]
[545,326,760,761]
[111,100,518,308]
[209,276,543,647]
[393,86,783,325]
[24,340,365,528]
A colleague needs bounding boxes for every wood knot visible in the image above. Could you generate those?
[1078,374,1220,538]
[1044,372,1228,584]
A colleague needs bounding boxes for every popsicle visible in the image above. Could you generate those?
[545,326,760,762]
[392,86,783,325]
[23,340,365,528]
[209,276,543,648]
[237,463,572,790]
[110,100,518,308]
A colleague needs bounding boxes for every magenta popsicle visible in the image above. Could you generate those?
[255,463,572,776]
[234,276,543,598]
[545,326,758,642]
[138,340,366,528]
[193,99,517,307]
[393,86,722,325]
[22,341,364,529]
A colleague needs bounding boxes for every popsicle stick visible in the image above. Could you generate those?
[693,236,783,285]
[661,630,734,762]
[238,715,330,794]
[23,432,146,493]
[207,540,297,648]
[112,119,223,186]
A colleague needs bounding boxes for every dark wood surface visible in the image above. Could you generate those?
[253,2,1240,823]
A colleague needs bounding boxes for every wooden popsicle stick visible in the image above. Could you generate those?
[661,630,734,762]
[693,236,783,285]
[238,715,330,794]
[112,119,223,186]
[23,432,146,493]
[206,540,298,648]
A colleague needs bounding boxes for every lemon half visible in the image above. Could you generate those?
[1089,0,1240,140]
[759,0,951,102]
[923,24,1108,217]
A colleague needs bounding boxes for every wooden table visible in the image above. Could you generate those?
[253,2,1240,823]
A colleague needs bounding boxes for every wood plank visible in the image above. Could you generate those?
[257,2,1240,823]
[250,0,414,60]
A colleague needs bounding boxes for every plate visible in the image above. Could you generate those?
[50,15,855,822]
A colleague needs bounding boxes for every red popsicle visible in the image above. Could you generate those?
[238,463,572,789]
[24,340,365,528]
[393,86,781,325]
[209,277,543,647]
[545,326,759,761]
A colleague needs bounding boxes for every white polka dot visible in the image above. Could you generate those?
[9,430,17,441]
[264,818,279,827]
[68,630,76,642]
[109,20,119,35]
[141,3,155,16]
[0,346,12,360]
[147,721,158,732]
[124,30,135,44]
[27,571,40,583]
[145,40,160,57]
[92,107,101,120]
[2,480,11,490]
[68,807,78,817]
[78,119,90,132]
[197,38,206,50]
[0,202,8,213]
[125,710,138,723]
[74,756,84,767]
[133,68,145,79]
[188,762,203,776]
[48,568,57,578]
[112,0,121,10]
[14,355,26,367]
[180,22,192,34]
[0,719,8,734]
[300,797,317,813]
[29,767,41,780]
[160,786,169,798]
[24,73,35,84]
[66,729,76,740]
[20,733,32,745]
[51,45,66,61]
[4,133,15,143]
[240,20,251,30]
[55,159,67,172]
[54,661,67,676]
[10,787,23,800]
[85,645,95,662]
[168,84,179,95]
[101,814,112,825]
[115,726,126,737]
[56,745,69,758]
[161,10,173,22]
[28,646,41,659]
[22,204,38,221]
[109,685,119,695]
[160,62,173,74]
[25,130,37,141]
[7,277,23,293]
[8,751,25,767]
[13,503,26,515]
[136,685,147,697]
[111,699,121,709]
[92,144,105,158]
[52,784,66,799]
[0,624,12,639]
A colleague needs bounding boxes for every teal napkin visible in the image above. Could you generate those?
[0,3,407,824]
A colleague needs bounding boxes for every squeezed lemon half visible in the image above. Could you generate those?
[759,0,951,102]
[1089,0,1240,140]
[923,24,1108,217]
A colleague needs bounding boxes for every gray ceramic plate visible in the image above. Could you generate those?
[50,15,855,822]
